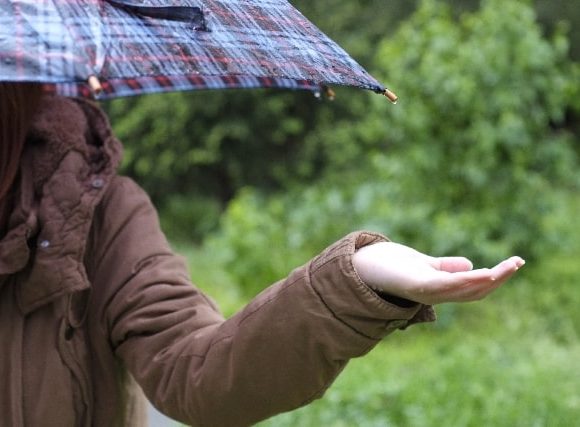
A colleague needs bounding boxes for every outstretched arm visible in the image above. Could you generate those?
[353,242,525,305]
[91,179,431,427]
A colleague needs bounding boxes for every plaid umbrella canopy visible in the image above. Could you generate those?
[0,0,397,102]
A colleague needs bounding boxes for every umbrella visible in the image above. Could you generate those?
[0,0,397,102]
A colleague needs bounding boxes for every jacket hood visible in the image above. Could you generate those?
[0,95,122,314]
[27,96,122,195]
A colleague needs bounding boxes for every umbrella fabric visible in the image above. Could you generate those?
[0,0,393,100]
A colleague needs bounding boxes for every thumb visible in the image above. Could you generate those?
[432,256,474,273]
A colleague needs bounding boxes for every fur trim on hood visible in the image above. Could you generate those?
[27,95,122,194]
[0,95,123,313]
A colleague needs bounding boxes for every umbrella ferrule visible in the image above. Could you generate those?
[323,86,336,101]
[88,76,103,96]
[383,88,398,104]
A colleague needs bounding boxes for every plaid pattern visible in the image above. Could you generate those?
[0,0,386,99]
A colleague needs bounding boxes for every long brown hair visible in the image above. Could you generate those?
[0,82,44,230]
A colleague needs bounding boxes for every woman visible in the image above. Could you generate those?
[0,82,524,426]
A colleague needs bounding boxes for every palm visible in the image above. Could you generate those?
[353,242,525,305]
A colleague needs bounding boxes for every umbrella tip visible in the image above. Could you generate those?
[383,88,398,104]
[324,86,336,101]
[314,85,336,101]
[88,75,103,96]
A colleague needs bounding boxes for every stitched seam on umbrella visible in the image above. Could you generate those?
[105,0,209,31]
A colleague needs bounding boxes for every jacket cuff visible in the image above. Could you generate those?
[309,231,436,340]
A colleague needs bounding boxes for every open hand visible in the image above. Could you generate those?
[353,242,525,305]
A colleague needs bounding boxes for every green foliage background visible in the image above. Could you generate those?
[105,0,580,425]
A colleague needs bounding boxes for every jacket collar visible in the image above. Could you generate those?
[0,95,122,314]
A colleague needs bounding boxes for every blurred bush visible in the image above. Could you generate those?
[191,0,579,298]
[362,0,579,261]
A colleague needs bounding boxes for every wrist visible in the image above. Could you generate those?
[353,243,418,308]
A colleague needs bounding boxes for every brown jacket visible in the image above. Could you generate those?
[0,96,435,427]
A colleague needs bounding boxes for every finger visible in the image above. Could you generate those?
[430,256,474,273]
[443,256,524,283]
[390,244,474,273]
[422,274,498,303]
[437,280,503,302]
[489,256,525,280]
[429,257,525,302]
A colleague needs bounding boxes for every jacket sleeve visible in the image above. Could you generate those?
[88,176,434,427]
